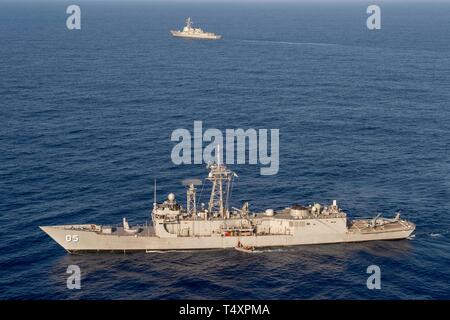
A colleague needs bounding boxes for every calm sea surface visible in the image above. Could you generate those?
[1,1,450,299]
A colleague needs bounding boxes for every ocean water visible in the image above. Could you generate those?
[1,0,450,299]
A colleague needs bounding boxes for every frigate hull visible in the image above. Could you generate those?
[171,31,221,40]
[40,221,415,253]
[40,148,416,254]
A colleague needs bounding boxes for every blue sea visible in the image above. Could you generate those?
[1,0,450,299]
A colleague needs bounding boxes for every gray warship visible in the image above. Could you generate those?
[170,17,221,40]
[41,150,415,253]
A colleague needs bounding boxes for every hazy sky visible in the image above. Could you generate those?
[4,0,449,2]
[3,0,449,5]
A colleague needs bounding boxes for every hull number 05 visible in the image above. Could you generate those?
[65,235,79,242]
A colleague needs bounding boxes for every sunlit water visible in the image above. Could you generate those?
[1,1,449,299]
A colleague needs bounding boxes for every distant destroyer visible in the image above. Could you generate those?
[41,150,415,253]
[171,17,221,40]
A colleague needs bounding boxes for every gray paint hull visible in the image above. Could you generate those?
[40,225,414,252]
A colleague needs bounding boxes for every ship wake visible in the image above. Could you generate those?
[240,39,337,47]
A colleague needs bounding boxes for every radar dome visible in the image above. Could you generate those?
[168,193,175,201]
[265,209,274,216]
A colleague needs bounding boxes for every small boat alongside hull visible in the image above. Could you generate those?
[234,246,255,253]
[235,241,255,253]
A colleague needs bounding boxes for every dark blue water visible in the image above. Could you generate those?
[1,1,450,299]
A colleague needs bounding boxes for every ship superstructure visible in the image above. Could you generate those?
[41,150,415,253]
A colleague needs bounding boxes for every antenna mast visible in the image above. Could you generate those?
[207,145,234,219]
[183,179,202,217]
[187,183,197,216]
[186,17,192,29]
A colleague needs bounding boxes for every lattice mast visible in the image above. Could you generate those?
[207,145,234,219]
[182,178,202,217]
[186,183,196,215]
